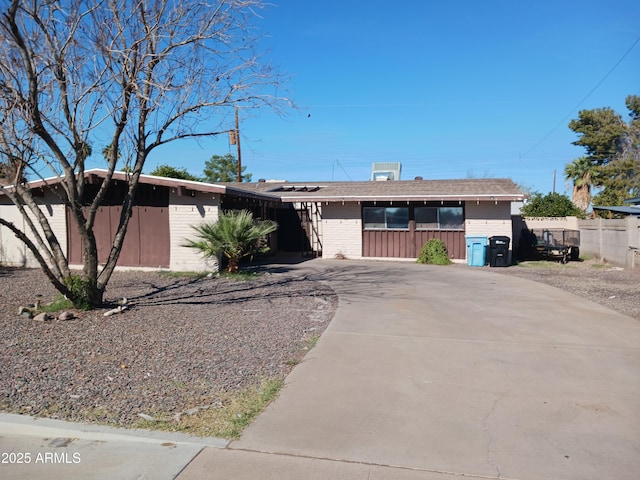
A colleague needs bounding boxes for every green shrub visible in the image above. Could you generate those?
[417,239,452,265]
[63,275,95,310]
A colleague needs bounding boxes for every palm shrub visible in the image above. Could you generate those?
[184,210,277,273]
[417,238,452,265]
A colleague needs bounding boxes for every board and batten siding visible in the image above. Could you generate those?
[321,203,363,259]
[169,193,220,271]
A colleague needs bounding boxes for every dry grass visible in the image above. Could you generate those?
[131,377,285,439]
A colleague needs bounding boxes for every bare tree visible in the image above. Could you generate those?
[0,0,289,307]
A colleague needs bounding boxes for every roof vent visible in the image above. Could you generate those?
[414,176,423,181]
[371,162,401,181]
[268,185,324,193]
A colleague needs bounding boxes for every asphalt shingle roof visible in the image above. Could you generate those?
[5,169,524,204]
[225,178,525,203]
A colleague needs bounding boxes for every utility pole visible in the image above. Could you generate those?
[235,106,242,182]
[553,169,556,193]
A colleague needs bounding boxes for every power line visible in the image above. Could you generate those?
[521,34,640,159]
[335,159,353,180]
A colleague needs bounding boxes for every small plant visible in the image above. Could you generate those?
[217,377,284,438]
[417,239,452,265]
[39,295,74,313]
[285,334,321,366]
[304,334,320,350]
[217,270,262,281]
[183,210,277,273]
[64,275,95,310]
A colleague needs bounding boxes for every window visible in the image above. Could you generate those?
[363,207,409,229]
[439,207,464,229]
[363,207,386,229]
[415,206,463,230]
[415,207,438,229]
[363,204,464,230]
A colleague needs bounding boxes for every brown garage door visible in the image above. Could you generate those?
[67,206,170,268]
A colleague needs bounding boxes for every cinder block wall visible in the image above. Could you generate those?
[321,203,362,259]
[519,216,580,231]
[169,193,220,271]
[579,217,639,268]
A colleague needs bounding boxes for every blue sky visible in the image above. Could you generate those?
[148,0,639,195]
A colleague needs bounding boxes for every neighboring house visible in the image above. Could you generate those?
[0,170,524,270]
[592,197,640,217]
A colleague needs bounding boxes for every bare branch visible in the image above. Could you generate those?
[0,0,290,306]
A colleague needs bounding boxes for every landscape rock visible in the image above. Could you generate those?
[137,413,156,422]
[33,312,53,322]
[103,305,128,317]
[57,311,76,321]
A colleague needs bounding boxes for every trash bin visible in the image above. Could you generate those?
[488,236,510,267]
[465,236,487,267]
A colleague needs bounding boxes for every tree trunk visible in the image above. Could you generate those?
[227,256,239,273]
[572,185,591,213]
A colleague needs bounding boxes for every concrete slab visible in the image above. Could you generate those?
[0,413,226,480]
[231,260,640,480]
[178,446,480,480]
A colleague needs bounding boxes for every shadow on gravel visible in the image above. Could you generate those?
[0,267,19,277]
[123,274,330,308]
[255,259,445,302]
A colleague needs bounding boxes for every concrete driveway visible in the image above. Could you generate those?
[181,259,640,480]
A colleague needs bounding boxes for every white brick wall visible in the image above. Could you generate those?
[169,193,220,271]
[465,201,513,240]
[0,193,67,269]
[465,201,513,262]
[321,203,362,259]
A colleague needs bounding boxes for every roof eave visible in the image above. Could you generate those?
[592,206,640,215]
[1,169,232,197]
[277,194,525,203]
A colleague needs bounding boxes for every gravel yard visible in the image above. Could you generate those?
[1,258,638,431]
[0,268,337,428]
[491,259,640,321]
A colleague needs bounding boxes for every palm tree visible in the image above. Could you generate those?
[564,156,599,213]
[184,210,277,273]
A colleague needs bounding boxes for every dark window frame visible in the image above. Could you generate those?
[415,206,464,231]
[362,202,465,231]
[363,206,410,230]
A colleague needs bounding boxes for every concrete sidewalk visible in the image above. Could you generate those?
[2,259,639,479]
[0,412,227,479]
